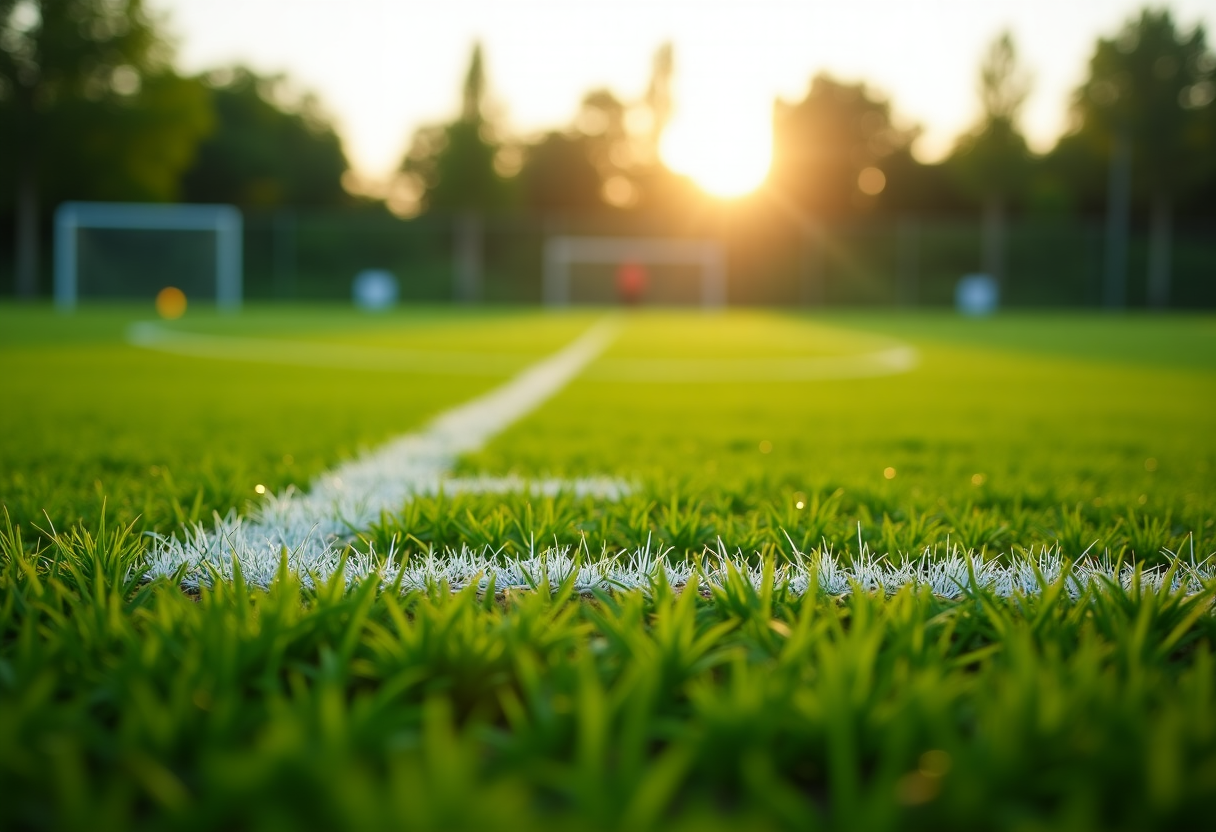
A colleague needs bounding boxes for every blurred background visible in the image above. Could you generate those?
[2,0,1214,309]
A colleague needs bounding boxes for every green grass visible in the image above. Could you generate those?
[0,305,596,531]
[2,302,1215,829]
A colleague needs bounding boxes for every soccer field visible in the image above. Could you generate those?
[2,304,1215,829]
[4,307,1213,552]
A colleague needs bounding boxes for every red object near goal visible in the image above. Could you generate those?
[616,261,647,305]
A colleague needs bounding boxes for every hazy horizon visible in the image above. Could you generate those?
[155,0,1216,193]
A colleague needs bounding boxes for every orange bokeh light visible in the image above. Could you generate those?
[156,287,187,319]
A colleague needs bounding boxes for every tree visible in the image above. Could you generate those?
[516,65,686,216]
[641,42,673,165]
[948,31,1033,287]
[627,43,701,214]
[180,68,349,208]
[517,131,603,214]
[769,73,916,219]
[396,44,510,302]
[576,88,633,207]
[400,43,509,214]
[1,0,211,297]
[1072,8,1214,307]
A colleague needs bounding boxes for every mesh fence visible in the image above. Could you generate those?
[2,210,1213,307]
[74,227,219,301]
[241,211,1215,308]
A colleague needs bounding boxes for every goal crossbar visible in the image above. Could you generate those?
[543,236,726,307]
[54,202,243,310]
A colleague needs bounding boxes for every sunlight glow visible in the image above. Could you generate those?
[660,107,772,198]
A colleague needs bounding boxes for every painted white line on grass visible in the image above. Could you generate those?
[367,539,1215,599]
[152,523,1215,599]
[145,317,628,586]
[589,346,917,382]
[126,321,919,383]
[126,321,532,376]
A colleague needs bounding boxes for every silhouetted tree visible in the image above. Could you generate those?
[769,74,916,218]
[948,31,1033,286]
[180,68,349,208]
[575,89,633,207]
[1072,8,1214,306]
[517,131,602,214]
[400,43,509,214]
[642,42,673,164]
[1177,74,1216,217]
[1,0,211,297]
[516,65,692,216]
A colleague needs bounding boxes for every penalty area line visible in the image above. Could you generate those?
[126,321,920,383]
[126,321,533,376]
[588,345,917,382]
[145,316,627,587]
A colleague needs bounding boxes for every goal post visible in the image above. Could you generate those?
[54,202,243,310]
[542,235,726,307]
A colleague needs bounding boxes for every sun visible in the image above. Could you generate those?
[660,111,772,199]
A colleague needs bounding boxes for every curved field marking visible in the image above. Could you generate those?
[144,317,629,584]
[127,320,918,382]
[127,321,531,376]
[589,345,917,382]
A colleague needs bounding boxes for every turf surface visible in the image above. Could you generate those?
[3,305,1211,557]
[1,303,1214,830]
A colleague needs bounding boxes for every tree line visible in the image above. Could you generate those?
[0,0,351,298]
[3,2,1214,301]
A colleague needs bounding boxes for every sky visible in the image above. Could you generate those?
[152,0,1216,193]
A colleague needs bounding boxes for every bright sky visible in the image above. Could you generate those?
[153,0,1216,195]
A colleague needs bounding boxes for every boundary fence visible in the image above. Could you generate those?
[1,210,1213,308]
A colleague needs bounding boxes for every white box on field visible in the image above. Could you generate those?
[956,274,999,316]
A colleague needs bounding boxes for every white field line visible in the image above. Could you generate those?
[145,317,628,582]
[588,346,917,382]
[385,538,1210,599]
[150,527,1215,599]
[126,321,920,383]
[127,321,529,376]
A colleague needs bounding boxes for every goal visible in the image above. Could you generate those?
[53,202,243,310]
[542,236,726,307]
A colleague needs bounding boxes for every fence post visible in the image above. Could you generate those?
[273,209,296,300]
[800,222,823,306]
[1103,131,1132,308]
[897,217,920,306]
[1146,195,1172,309]
[453,212,483,303]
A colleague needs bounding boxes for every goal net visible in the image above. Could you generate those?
[54,202,243,310]
[542,236,726,307]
